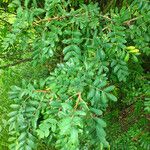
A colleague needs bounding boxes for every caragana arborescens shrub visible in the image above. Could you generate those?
[4,0,150,149]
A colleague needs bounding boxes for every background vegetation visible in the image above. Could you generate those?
[0,0,150,149]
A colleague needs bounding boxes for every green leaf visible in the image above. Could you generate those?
[8,137,16,142]
[27,138,35,148]
[95,90,101,101]
[63,45,72,54]
[98,81,107,88]
[94,78,100,86]
[26,107,36,112]
[8,111,18,117]
[36,129,45,139]
[61,103,72,110]
[72,45,81,55]
[10,104,20,109]
[75,111,86,116]
[90,108,103,115]
[124,53,130,62]
[87,88,95,99]
[70,128,78,143]
[114,65,120,73]
[106,93,117,102]
[104,86,115,92]
[59,117,72,134]
[25,0,30,8]
[132,55,138,62]
[25,145,32,150]
[95,118,106,128]
[101,92,107,103]
[18,132,27,141]
[33,8,45,15]
[96,125,106,138]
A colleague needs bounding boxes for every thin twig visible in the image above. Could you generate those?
[74,92,83,110]
[124,16,142,25]
[33,13,112,26]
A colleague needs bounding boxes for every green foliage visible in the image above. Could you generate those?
[144,82,150,113]
[0,63,49,149]
[105,98,150,150]
[0,0,149,149]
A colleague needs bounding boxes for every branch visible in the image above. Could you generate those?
[123,16,141,25]
[33,13,112,26]
[33,14,79,26]
[32,11,140,30]
[102,16,142,31]
[0,58,32,69]
[74,92,83,110]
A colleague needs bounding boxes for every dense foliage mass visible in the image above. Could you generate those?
[0,0,150,149]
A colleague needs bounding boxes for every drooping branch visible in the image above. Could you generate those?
[33,13,112,26]
[0,58,32,69]
[33,11,140,28]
